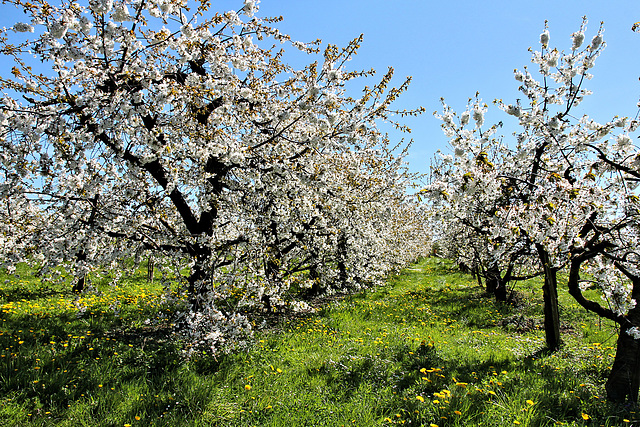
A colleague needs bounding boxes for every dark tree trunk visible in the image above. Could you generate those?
[606,320,640,403]
[337,233,348,286]
[485,264,498,295]
[606,276,640,403]
[73,194,100,294]
[494,280,507,302]
[187,262,207,311]
[147,256,155,283]
[536,244,561,351]
[304,263,323,298]
[72,268,86,294]
[485,263,507,302]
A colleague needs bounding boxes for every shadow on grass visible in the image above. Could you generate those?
[368,340,630,426]
[0,309,189,421]
[0,286,68,304]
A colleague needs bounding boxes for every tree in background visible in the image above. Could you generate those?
[427,19,640,400]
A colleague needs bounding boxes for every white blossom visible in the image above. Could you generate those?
[540,30,550,46]
[12,22,34,33]
[571,31,585,50]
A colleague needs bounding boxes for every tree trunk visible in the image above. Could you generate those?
[72,251,87,294]
[304,263,323,298]
[606,321,640,403]
[73,194,100,294]
[187,263,207,311]
[147,256,155,283]
[72,273,86,294]
[606,277,640,403]
[485,263,507,302]
[494,279,507,302]
[537,244,561,350]
[485,264,498,295]
[337,233,348,286]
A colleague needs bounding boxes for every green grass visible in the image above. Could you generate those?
[0,258,634,426]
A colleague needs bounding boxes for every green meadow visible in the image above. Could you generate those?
[0,258,633,426]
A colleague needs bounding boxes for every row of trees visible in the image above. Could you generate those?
[5,0,640,406]
[0,0,430,355]
[426,19,640,403]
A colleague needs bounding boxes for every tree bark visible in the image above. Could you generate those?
[606,276,640,403]
[606,320,640,403]
[147,256,155,283]
[485,264,498,295]
[485,263,507,302]
[337,233,348,286]
[187,261,207,311]
[536,244,561,350]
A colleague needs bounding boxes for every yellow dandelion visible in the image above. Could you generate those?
[454,410,462,415]
[244,384,252,390]
[581,413,590,420]
[526,400,534,406]
[416,395,424,402]
[135,416,141,421]
[456,382,468,387]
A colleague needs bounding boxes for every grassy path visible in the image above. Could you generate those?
[0,258,631,426]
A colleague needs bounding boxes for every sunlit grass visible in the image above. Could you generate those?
[0,258,634,426]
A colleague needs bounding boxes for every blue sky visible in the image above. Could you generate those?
[255,0,640,176]
[1,0,639,176]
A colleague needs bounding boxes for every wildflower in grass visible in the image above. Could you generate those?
[581,413,590,420]
[430,424,439,427]
[454,410,462,415]
[456,382,467,387]
[526,400,534,406]
[244,384,252,390]
[416,395,424,402]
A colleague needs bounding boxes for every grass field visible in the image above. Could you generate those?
[0,258,634,426]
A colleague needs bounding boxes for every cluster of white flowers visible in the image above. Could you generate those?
[427,20,640,347]
[177,303,253,357]
[0,0,430,356]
